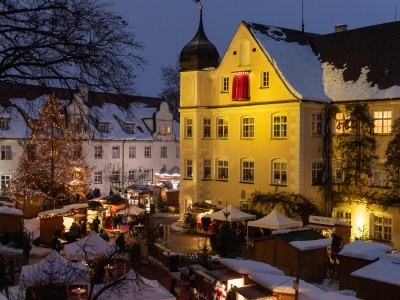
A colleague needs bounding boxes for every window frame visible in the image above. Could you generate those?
[128,169,136,181]
[241,159,255,183]
[272,159,287,186]
[373,110,392,134]
[160,146,167,158]
[125,124,134,134]
[272,114,287,139]
[216,158,229,181]
[371,163,390,187]
[98,122,109,133]
[112,146,120,159]
[128,146,136,158]
[184,118,193,139]
[144,146,151,158]
[0,118,10,130]
[311,160,324,185]
[216,117,229,139]
[203,117,212,139]
[372,215,392,241]
[184,159,193,180]
[312,113,324,136]
[0,174,11,190]
[203,159,212,180]
[332,160,345,184]
[335,112,351,134]
[241,116,255,139]
[111,170,119,183]
[0,145,12,160]
[261,71,269,88]
[221,76,230,93]
[94,145,103,159]
[94,171,102,184]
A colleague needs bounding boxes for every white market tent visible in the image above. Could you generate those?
[208,204,256,222]
[219,258,284,276]
[116,205,146,216]
[95,269,175,300]
[20,250,88,286]
[248,209,303,230]
[64,231,116,260]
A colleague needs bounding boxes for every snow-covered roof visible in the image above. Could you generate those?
[0,206,23,216]
[219,258,284,276]
[207,204,256,222]
[290,238,332,251]
[338,240,394,261]
[38,203,88,217]
[249,273,359,300]
[244,22,329,103]
[64,231,115,259]
[351,253,400,286]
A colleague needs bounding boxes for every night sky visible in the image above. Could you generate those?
[113,0,400,97]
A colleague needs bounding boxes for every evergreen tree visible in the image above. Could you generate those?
[13,95,91,209]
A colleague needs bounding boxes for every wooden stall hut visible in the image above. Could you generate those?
[0,206,23,242]
[306,215,351,244]
[38,203,88,244]
[254,229,331,283]
[166,189,179,212]
[235,285,275,300]
[14,190,44,218]
[337,240,394,291]
[351,252,400,300]
[101,194,126,214]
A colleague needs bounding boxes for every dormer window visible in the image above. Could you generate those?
[232,72,250,101]
[125,124,134,134]
[0,118,10,130]
[98,122,109,133]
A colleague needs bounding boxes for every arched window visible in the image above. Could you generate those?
[272,159,287,185]
[241,158,254,182]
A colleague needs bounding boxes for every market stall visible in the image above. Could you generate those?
[0,206,23,243]
[248,209,303,230]
[337,240,394,290]
[254,229,331,283]
[306,215,351,244]
[64,232,115,260]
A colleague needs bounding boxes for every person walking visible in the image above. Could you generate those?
[22,238,32,265]
[116,233,125,250]
[92,216,100,233]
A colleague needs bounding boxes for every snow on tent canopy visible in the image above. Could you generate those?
[207,204,256,222]
[248,209,303,230]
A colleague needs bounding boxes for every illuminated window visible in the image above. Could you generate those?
[112,146,120,158]
[94,171,102,184]
[184,159,193,179]
[161,146,167,158]
[335,113,350,134]
[144,146,151,158]
[0,118,10,130]
[272,114,287,138]
[129,146,136,158]
[332,160,344,183]
[312,113,323,136]
[185,118,193,138]
[312,161,324,185]
[0,146,11,160]
[203,118,211,138]
[372,163,390,187]
[372,215,392,241]
[241,117,254,138]
[1,175,11,190]
[203,159,212,180]
[216,159,229,180]
[272,160,287,185]
[217,117,228,138]
[94,146,102,159]
[222,76,229,92]
[373,110,392,134]
[241,159,254,182]
[336,211,351,225]
[261,71,269,88]
[232,72,249,101]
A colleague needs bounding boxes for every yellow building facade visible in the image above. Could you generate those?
[179,13,400,248]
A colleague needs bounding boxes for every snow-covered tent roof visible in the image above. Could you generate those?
[219,258,284,276]
[338,240,394,261]
[64,231,115,260]
[0,206,23,216]
[289,238,332,251]
[116,205,146,216]
[248,209,303,230]
[351,253,400,286]
[208,204,256,222]
[20,250,87,286]
[249,273,359,300]
[244,22,328,103]
[38,203,88,218]
[95,269,175,300]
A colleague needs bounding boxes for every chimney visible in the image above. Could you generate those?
[335,24,347,32]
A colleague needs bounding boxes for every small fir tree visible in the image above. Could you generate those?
[13,95,91,209]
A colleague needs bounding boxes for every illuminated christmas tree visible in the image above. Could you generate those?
[13,94,91,209]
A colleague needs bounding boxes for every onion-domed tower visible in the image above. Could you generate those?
[179,5,219,70]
